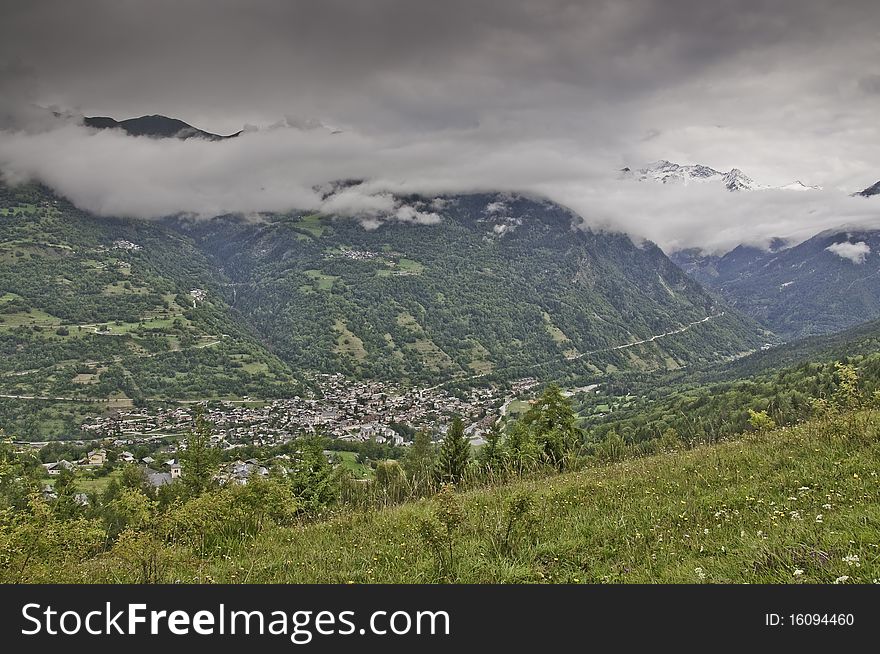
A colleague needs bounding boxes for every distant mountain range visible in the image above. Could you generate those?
[668,176,880,338]
[671,228,880,339]
[621,160,821,192]
[82,114,240,140]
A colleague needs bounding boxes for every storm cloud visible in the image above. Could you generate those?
[1,0,880,251]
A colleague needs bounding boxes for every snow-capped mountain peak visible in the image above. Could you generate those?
[622,160,819,192]
[631,160,723,185]
[721,168,763,191]
[779,180,823,191]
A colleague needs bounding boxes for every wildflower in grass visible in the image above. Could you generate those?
[815,514,823,523]
[694,567,706,581]
[823,503,832,510]
[793,569,804,576]
[834,575,850,584]
[843,554,860,567]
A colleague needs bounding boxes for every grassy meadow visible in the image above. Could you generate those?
[80,410,880,584]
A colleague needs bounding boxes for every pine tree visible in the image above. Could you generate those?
[478,423,505,473]
[180,410,220,497]
[521,384,581,467]
[434,416,470,485]
[403,429,435,482]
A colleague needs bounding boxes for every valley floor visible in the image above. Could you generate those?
[84,410,880,584]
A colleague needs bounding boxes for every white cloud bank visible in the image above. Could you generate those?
[825,241,871,263]
[1,118,879,252]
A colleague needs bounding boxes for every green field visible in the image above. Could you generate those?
[303,269,338,291]
[334,450,373,478]
[295,214,329,238]
[333,319,367,361]
[75,469,124,494]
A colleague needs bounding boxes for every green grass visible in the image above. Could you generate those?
[506,399,533,416]
[296,214,328,238]
[397,258,424,274]
[75,469,123,494]
[84,410,880,583]
[378,257,424,277]
[303,269,338,291]
[0,204,38,216]
[542,311,570,344]
[43,469,123,494]
[333,319,367,361]
[335,450,373,478]
[0,307,63,327]
[241,361,270,374]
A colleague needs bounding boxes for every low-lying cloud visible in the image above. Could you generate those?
[1,117,879,253]
[826,241,871,264]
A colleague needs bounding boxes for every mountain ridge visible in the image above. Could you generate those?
[670,228,880,339]
[622,159,821,192]
[83,114,241,140]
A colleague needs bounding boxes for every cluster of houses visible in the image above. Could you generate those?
[31,375,549,491]
[333,248,380,261]
[41,446,186,488]
[79,374,538,450]
[42,448,109,476]
[25,375,556,496]
[111,239,142,251]
[189,288,208,305]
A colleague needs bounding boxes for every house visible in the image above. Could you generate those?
[145,469,173,488]
[141,456,155,465]
[119,451,135,463]
[217,459,269,486]
[87,449,107,466]
[169,463,182,479]
[43,460,75,476]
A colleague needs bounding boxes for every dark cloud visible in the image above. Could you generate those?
[859,74,880,95]
[1,0,880,251]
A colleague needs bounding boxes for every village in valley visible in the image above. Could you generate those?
[23,374,544,491]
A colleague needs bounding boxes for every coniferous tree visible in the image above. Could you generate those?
[180,410,220,497]
[403,429,435,482]
[521,384,581,467]
[434,416,470,485]
[478,423,505,473]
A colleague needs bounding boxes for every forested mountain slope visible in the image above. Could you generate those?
[178,191,763,385]
[671,228,880,339]
[0,183,299,435]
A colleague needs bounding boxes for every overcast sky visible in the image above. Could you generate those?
[1,0,879,251]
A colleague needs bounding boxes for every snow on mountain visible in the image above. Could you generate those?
[779,180,823,191]
[621,160,820,192]
[721,168,764,191]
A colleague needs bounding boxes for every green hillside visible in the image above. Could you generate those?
[0,184,299,437]
[673,229,880,340]
[0,183,764,437]
[47,409,880,583]
[179,192,763,385]
[568,320,880,447]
